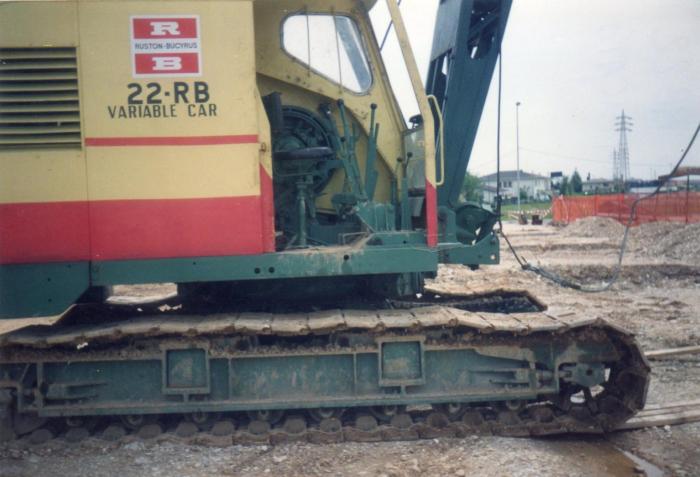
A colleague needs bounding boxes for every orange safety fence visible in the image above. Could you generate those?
[552,191,700,225]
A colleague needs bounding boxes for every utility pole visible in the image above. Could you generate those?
[614,110,633,189]
[516,101,521,210]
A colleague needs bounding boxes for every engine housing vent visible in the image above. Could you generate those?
[0,47,81,149]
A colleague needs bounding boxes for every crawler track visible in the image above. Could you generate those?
[0,297,650,446]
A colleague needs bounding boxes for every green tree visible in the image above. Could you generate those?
[571,170,583,194]
[559,175,573,196]
[461,171,482,203]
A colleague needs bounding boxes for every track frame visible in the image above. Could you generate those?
[0,305,649,442]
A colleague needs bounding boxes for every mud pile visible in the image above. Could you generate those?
[562,217,700,264]
[632,222,700,263]
[562,217,625,238]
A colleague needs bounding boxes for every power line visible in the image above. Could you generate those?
[519,146,664,168]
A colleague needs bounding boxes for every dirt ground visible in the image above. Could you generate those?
[1,218,699,477]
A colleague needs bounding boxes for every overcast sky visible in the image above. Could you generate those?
[370,0,700,180]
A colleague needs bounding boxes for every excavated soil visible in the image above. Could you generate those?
[559,216,700,264]
[1,220,699,476]
[561,216,626,238]
[631,222,700,263]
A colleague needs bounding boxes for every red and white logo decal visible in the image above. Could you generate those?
[130,16,201,77]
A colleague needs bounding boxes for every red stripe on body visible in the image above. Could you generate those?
[1,195,270,264]
[85,135,258,147]
[89,196,265,260]
[425,181,438,247]
[0,202,90,264]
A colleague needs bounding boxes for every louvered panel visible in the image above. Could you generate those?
[0,113,80,124]
[0,93,79,103]
[0,125,81,134]
[1,71,78,81]
[0,84,78,93]
[0,102,79,113]
[0,134,83,145]
[0,48,76,60]
[0,48,81,148]
[0,60,77,71]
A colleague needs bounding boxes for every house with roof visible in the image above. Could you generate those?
[582,178,616,194]
[480,184,499,206]
[480,170,551,201]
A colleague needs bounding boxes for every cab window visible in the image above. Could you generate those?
[282,13,372,94]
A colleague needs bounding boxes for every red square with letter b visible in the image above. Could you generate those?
[130,16,201,77]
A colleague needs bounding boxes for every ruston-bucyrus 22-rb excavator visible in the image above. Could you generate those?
[0,0,648,443]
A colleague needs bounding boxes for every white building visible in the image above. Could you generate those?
[582,178,615,194]
[480,185,498,208]
[480,170,551,201]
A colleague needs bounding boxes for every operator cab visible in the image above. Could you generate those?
[253,2,427,250]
